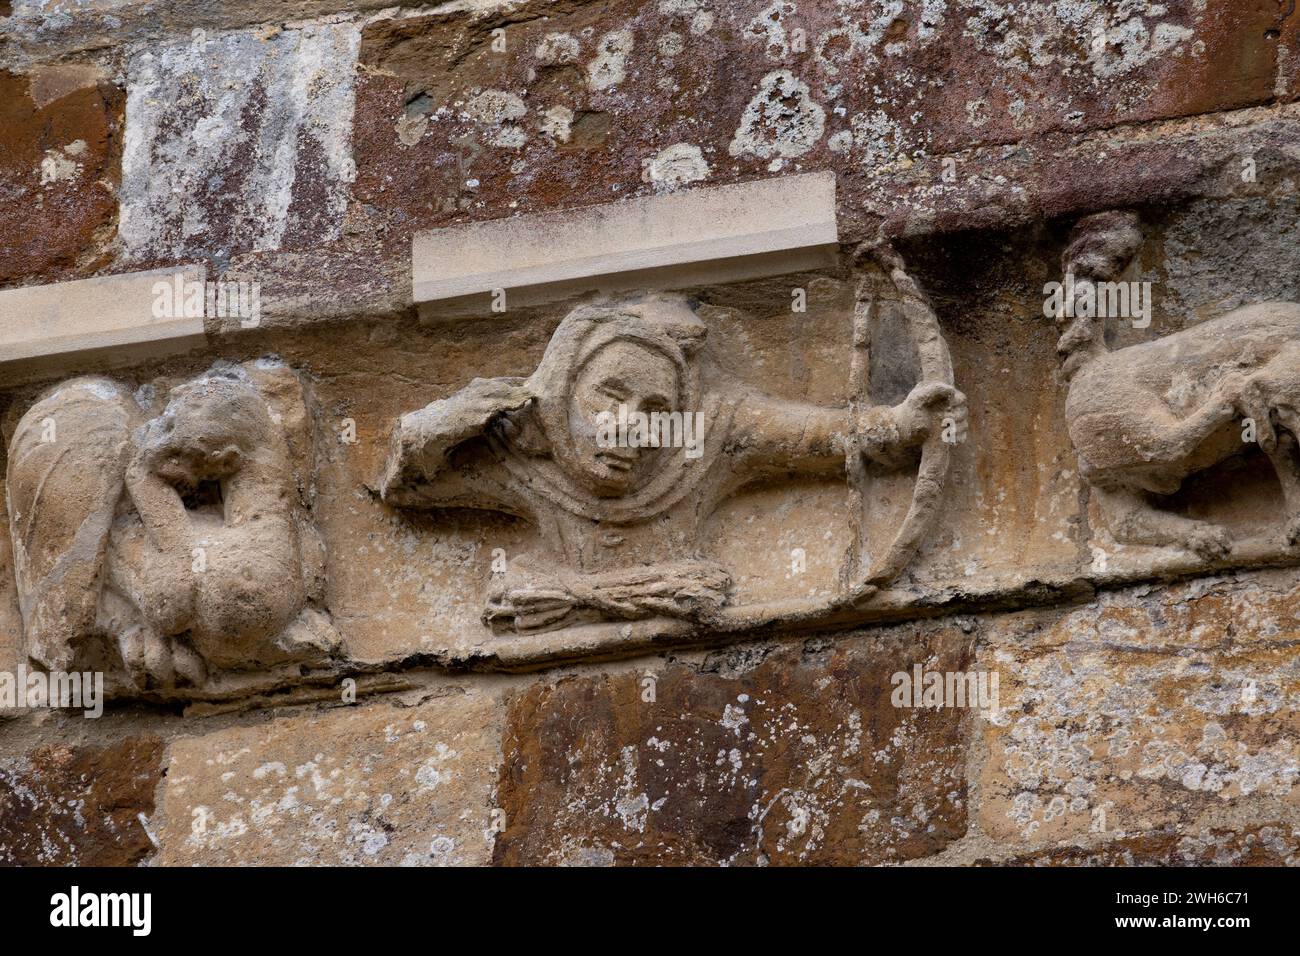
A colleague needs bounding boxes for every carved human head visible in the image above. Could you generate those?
[1056,211,1143,381]
[523,294,706,497]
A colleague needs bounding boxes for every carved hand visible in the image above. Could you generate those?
[893,382,967,447]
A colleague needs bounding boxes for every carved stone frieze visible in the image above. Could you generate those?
[1057,212,1300,562]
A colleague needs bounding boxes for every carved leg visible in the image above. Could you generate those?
[1264,428,1300,547]
[1093,484,1232,559]
[1246,347,1300,546]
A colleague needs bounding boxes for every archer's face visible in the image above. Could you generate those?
[567,341,679,497]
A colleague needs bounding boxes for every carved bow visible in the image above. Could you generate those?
[840,241,955,605]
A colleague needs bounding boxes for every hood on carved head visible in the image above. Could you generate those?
[505,293,708,459]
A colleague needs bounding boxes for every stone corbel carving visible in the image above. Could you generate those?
[380,245,966,638]
[1058,211,1300,559]
[5,361,341,696]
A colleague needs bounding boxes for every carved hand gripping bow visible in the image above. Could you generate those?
[840,241,955,606]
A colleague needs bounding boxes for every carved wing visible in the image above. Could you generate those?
[5,378,134,669]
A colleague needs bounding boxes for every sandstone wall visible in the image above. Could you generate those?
[1,0,1299,866]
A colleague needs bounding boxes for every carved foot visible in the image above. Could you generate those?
[118,626,207,690]
[1095,487,1235,561]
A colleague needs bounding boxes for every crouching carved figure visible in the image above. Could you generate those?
[381,248,966,636]
[5,362,340,695]
[1058,211,1300,558]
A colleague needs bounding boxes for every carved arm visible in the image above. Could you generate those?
[379,377,532,507]
[123,447,197,635]
[729,384,964,478]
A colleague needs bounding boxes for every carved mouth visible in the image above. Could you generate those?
[596,451,635,472]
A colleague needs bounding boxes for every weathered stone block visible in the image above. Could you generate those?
[118,21,360,263]
[978,572,1300,847]
[0,65,121,286]
[354,0,1295,240]
[0,736,165,865]
[153,689,504,865]
[493,628,972,865]
[985,825,1300,866]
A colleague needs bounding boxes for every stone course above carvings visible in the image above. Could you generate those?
[0,266,206,376]
[412,171,839,315]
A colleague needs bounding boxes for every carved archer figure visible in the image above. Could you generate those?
[381,249,966,635]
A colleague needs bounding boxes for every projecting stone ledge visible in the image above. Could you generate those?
[411,171,839,319]
[0,265,206,379]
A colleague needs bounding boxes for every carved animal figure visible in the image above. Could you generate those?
[1057,211,1300,557]
[6,362,339,693]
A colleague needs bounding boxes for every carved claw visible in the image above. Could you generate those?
[119,626,207,691]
